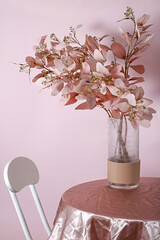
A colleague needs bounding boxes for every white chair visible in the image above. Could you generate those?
[4,156,51,240]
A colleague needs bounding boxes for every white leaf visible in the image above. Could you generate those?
[54,59,65,72]
[99,82,107,95]
[94,49,104,61]
[96,62,109,76]
[118,101,129,112]
[107,86,118,96]
[45,35,52,49]
[54,42,66,50]
[93,72,104,77]
[82,62,90,74]
[122,93,136,106]
[114,78,125,89]
[143,34,154,43]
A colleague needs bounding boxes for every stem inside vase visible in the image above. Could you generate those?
[108,116,139,163]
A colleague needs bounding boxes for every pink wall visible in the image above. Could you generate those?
[1,0,160,239]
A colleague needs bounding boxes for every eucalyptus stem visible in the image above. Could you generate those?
[117,115,129,162]
[98,103,112,118]
[99,104,129,162]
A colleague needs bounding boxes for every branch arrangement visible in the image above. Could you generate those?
[19,7,156,129]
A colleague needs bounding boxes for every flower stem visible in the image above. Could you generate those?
[100,105,130,163]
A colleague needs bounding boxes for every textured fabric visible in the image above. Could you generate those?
[49,178,160,240]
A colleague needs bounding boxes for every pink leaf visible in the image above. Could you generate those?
[65,93,78,106]
[137,14,150,26]
[99,34,109,42]
[118,28,132,46]
[110,64,124,79]
[112,72,125,79]
[143,24,153,31]
[35,52,46,59]
[111,42,126,59]
[139,44,150,53]
[134,44,150,55]
[35,59,44,69]
[148,107,156,114]
[94,91,110,101]
[32,71,50,82]
[129,77,144,81]
[86,94,96,109]
[39,35,47,45]
[138,119,151,128]
[142,98,153,107]
[87,57,97,72]
[130,65,145,74]
[111,110,121,119]
[135,24,140,39]
[131,119,138,130]
[85,35,98,53]
[75,102,88,110]
[143,109,153,121]
[135,86,144,100]
[25,56,36,68]
[100,44,110,51]
[128,77,144,85]
[110,64,122,74]
[129,56,140,64]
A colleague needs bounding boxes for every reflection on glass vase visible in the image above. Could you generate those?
[107,116,140,189]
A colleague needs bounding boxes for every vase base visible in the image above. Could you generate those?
[108,181,139,190]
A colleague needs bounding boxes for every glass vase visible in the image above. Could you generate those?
[107,116,140,189]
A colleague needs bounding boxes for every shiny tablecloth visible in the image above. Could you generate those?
[48,178,160,240]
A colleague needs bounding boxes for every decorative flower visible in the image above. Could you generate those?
[19,7,156,129]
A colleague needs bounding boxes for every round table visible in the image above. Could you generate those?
[49,178,160,240]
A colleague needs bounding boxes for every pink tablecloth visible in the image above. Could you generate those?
[49,178,160,240]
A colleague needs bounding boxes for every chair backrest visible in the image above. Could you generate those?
[4,156,51,240]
